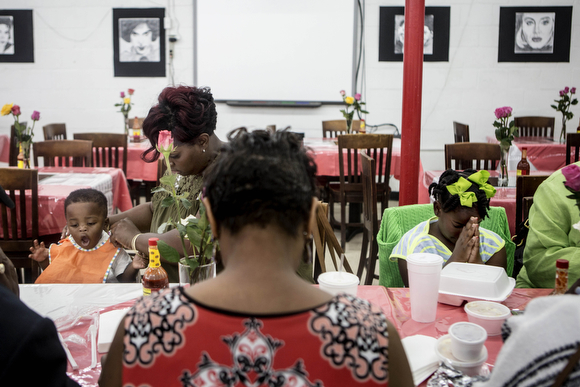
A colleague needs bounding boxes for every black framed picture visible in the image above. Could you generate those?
[498,6,572,62]
[113,8,165,77]
[379,6,450,62]
[0,10,33,63]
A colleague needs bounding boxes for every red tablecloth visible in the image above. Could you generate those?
[36,167,133,235]
[126,140,158,181]
[0,134,9,163]
[305,138,427,203]
[486,136,568,171]
[30,285,549,386]
[422,170,553,235]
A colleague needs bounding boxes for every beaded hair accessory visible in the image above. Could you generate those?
[445,170,496,207]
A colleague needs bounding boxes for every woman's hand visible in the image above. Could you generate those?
[110,219,141,250]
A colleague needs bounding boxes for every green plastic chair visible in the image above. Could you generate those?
[378,204,515,287]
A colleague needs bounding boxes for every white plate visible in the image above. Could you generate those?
[438,277,515,306]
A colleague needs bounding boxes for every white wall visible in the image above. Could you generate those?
[1,0,579,172]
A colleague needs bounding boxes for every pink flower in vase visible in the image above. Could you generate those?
[11,105,21,116]
[157,130,174,153]
[31,111,40,121]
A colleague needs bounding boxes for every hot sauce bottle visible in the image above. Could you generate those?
[142,238,169,296]
[554,259,569,295]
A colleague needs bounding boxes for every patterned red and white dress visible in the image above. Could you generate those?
[122,287,390,387]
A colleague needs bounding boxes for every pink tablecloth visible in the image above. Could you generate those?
[0,134,10,163]
[487,136,567,171]
[305,138,427,203]
[43,285,550,386]
[36,167,133,235]
[126,140,158,181]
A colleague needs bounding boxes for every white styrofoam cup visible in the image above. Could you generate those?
[317,271,359,296]
[406,253,443,323]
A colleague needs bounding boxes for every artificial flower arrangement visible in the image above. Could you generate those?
[339,90,369,133]
[115,88,134,135]
[153,130,216,278]
[493,106,518,148]
[551,86,578,143]
[1,103,40,168]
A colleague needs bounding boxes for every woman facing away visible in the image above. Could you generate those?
[391,169,507,286]
[108,85,222,282]
[99,129,413,387]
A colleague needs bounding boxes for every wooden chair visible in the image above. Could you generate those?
[73,133,127,174]
[311,201,353,280]
[453,121,470,143]
[8,122,26,167]
[0,168,40,283]
[515,175,550,226]
[33,140,93,167]
[322,120,361,138]
[328,134,393,249]
[43,123,67,140]
[566,133,580,165]
[357,151,379,285]
[444,143,501,170]
[514,116,555,138]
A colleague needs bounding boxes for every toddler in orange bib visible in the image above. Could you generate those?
[30,189,143,283]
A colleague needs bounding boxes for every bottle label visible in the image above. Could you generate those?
[148,247,161,268]
[143,288,151,296]
[517,170,522,176]
[143,287,164,296]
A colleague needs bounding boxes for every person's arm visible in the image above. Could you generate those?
[521,177,580,288]
[485,247,507,271]
[29,240,50,270]
[99,316,125,387]
[387,320,414,387]
[108,202,154,232]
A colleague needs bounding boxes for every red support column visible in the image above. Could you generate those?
[399,0,425,205]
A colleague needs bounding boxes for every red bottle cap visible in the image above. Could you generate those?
[148,237,159,246]
[521,147,527,151]
[556,259,569,269]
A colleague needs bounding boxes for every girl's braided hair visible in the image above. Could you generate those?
[429,169,491,219]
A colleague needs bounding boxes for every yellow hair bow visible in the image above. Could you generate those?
[446,177,477,207]
[468,170,496,199]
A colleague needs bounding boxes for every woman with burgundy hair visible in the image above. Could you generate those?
[109,85,222,282]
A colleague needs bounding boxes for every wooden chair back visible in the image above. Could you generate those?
[322,120,361,138]
[453,121,470,143]
[358,151,379,285]
[566,133,580,165]
[73,133,127,175]
[329,134,393,248]
[8,122,26,167]
[311,201,353,277]
[515,175,550,226]
[33,140,93,167]
[514,116,555,138]
[444,142,501,170]
[42,123,67,140]
[0,168,40,283]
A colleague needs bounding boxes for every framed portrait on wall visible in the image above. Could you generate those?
[0,10,33,63]
[113,8,165,77]
[498,6,572,62]
[379,6,450,62]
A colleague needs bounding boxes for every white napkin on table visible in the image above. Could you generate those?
[401,335,440,386]
[97,308,129,353]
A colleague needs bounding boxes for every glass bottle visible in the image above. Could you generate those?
[554,259,569,295]
[142,237,169,296]
[516,147,530,176]
[132,116,141,141]
[577,118,580,133]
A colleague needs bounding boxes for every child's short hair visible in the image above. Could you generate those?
[64,189,108,219]
[429,169,493,219]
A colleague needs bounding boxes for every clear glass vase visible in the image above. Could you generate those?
[559,120,567,144]
[498,144,510,187]
[178,257,216,286]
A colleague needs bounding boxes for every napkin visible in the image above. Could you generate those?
[401,335,440,386]
[98,308,129,353]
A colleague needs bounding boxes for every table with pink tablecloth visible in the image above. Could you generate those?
[36,167,133,235]
[305,138,427,202]
[486,136,568,171]
[18,284,551,387]
[126,140,158,181]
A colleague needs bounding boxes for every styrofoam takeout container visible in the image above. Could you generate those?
[435,335,488,376]
[464,301,511,336]
[438,263,515,306]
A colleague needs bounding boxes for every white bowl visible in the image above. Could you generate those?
[438,263,515,306]
[464,301,511,336]
[435,335,488,376]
